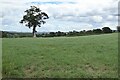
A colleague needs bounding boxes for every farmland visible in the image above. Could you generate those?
[2,33,118,78]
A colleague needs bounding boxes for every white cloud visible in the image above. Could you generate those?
[107,15,114,20]
[102,22,117,30]
[92,16,103,22]
[0,0,118,32]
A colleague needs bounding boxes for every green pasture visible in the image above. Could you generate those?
[2,33,118,78]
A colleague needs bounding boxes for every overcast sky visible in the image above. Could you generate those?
[0,0,119,32]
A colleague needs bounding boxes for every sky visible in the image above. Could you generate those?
[0,0,119,32]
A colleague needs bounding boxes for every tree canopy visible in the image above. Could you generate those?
[20,6,49,37]
[102,27,112,33]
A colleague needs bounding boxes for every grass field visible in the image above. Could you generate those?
[2,33,118,78]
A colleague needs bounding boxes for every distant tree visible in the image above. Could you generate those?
[83,30,86,33]
[93,29,102,34]
[2,31,7,38]
[61,32,66,36]
[102,27,112,33]
[20,6,49,37]
[67,31,74,36]
[56,31,62,36]
[86,30,93,34]
[72,30,79,36]
[79,31,84,33]
[49,32,55,37]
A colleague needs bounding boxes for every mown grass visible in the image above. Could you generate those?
[2,33,118,78]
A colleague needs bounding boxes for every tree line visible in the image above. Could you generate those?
[37,27,118,37]
[2,27,119,38]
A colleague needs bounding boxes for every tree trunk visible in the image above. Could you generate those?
[33,26,36,38]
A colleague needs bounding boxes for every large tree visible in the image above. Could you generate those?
[20,6,49,37]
